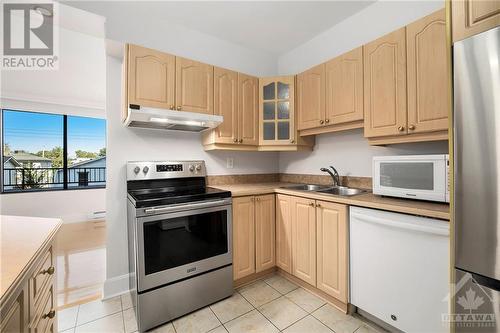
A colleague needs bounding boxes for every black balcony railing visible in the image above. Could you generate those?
[2,167,106,192]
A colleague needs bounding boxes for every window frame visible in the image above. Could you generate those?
[1,109,106,194]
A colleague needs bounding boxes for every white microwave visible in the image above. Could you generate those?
[373,154,450,203]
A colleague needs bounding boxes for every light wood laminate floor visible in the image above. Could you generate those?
[56,220,106,309]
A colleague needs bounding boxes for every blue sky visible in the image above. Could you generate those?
[3,110,106,158]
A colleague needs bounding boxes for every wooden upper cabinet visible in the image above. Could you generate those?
[316,201,348,303]
[452,0,500,42]
[255,195,276,273]
[232,197,255,280]
[276,194,293,274]
[407,9,449,134]
[176,57,214,114]
[325,47,364,125]
[214,67,238,144]
[292,197,316,286]
[128,44,175,110]
[238,74,259,146]
[297,64,325,130]
[363,28,407,138]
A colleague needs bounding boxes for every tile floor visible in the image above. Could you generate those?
[58,274,383,333]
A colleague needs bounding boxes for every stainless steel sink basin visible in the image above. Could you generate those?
[281,184,332,191]
[316,186,367,196]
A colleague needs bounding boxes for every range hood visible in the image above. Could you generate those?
[124,105,223,132]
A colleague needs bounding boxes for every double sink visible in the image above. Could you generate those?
[281,184,367,197]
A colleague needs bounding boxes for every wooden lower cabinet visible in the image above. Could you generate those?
[255,195,276,272]
[291,197,317,286]
[232,196,256,280]
[232,195,275,281]
[276,195,293,274]
[316,201,348,302]
[0,244,57,333]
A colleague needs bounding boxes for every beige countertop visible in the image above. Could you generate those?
[1,215,62,302]
[213,182,450,220]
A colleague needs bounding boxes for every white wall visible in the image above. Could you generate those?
[0,188,105,223]
[279,129,448,177]
[278,0,448,177]
[278,1,444,74]
[0,4,107,223]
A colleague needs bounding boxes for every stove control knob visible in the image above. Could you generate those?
[143,166,149,174]
[195,164,202,171]
[188,165,195,172]
[133,166,140,174]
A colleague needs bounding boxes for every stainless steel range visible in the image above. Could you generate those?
[126,160,233,332]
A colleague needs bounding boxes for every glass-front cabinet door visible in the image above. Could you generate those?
[259,76,296,146]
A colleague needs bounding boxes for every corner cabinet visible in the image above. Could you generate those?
[452,0,500,42]
[259,76,314,151]
[364,9,449,145]
[232,195,275,282]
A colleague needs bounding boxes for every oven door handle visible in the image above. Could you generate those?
[144,199,231,215]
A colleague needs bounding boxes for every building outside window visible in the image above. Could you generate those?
[1,109,106,192]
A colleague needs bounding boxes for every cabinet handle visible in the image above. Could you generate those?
[325,119,330,123]
[316,203,321,208]
[40,266,55,275]
[408,124,416,131]
[176,106,182,111]
[319,120,324,125]
[239,139,243,143]
[169,105,175,110]
[233,138,238,143]
[398,126,405,132]
[42,310,55,319]
[290,139,295,144]
[309,202,315,207]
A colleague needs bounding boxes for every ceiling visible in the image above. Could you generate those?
[64,1,374,55]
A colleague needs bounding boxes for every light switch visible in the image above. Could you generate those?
[226,157,234,169]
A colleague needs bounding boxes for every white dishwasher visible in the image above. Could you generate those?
[350,207,449,333]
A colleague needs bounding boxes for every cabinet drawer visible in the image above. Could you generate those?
[30,282,55,333]
[29,247,55,312]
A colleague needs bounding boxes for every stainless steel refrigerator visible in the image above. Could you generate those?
[454,26,500,332]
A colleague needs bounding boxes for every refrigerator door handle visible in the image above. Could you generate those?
[471,272,500,293]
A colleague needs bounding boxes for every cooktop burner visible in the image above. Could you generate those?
[126,161,231,208]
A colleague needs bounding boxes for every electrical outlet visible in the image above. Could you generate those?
[226,157,234,169]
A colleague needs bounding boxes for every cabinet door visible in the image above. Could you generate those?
[232,197,256,280]
[176,57,214,114]
[238,74,259,145]
[363,28,407,138]
[0,290,26,333]
[326,47,364,125]
[452,0,500,42]
[292,197,316,286]
[214,67,238,144]
[276,195,293,274]
[255,195,276,273]
[407,10,449,134]
[128,44,175,110]
[316,201,348,302]
[297,64,325,130]
[260,76,296,145]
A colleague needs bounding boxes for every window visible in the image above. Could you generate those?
[1,109,106,192]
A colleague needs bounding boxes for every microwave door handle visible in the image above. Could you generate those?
[144,199,230,214]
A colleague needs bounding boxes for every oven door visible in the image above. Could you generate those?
[135,200,232,292]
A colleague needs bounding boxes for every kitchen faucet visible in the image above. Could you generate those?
[320,166,341,187]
